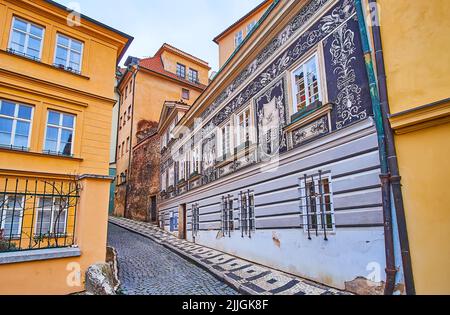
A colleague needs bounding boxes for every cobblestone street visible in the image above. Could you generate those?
[107,223,239,295]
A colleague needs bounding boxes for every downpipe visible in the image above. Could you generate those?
[368,0,416,295]
[355,0,396,295]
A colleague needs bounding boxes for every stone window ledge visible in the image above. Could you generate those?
[0,247,81,265]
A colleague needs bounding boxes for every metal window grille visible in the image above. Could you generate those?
[221,195,233,237]
[0,176,79,253]
[191,203,200,237]
[239,190,255,238]
[298,170,334,241]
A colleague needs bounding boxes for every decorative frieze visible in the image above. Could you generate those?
[292,115,330,147]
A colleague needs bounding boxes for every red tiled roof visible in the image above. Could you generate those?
[138,53,208,90]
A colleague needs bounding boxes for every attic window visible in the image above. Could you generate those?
[182,88,190,100]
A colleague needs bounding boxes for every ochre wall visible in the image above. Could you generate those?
[378,0,450,294]
[161,50,209,86]
[216,1,271,68]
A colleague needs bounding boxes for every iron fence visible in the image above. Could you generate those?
[0,176,79,253]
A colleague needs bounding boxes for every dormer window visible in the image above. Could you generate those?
[176,63,186,79]
[235,30,244,48]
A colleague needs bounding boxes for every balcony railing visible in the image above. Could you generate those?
[0,176,79,253]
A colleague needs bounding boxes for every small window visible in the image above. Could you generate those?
[235,107,251,148]
[191,203,200,237]
[119,116,122,130]
[54,34,83,73]
[0,195,24,239]
[168,165,175,187]
[235,30,244,48]
[221,195,234,237]
[0,100,33,149]
[161,170,167,191]
[218,122,232,159]
[247,21,257,35]
[8,17,44,60]
[176,63,186,79]
[191,144,201,175]
[44,110,75,156]
[291,54,321,113]
[117,145,121,159]
[299,171,334,240]
[35,197,68,236]
[239,190,255,238]
[182,88,190,100]
[178,157,185,182]
[127,106,132,120]
[125,86,128,99]
[129,80,133,94]
[126,137,130,153]
[188,69,199,84]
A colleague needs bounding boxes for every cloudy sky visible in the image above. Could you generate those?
[54,0,264,71]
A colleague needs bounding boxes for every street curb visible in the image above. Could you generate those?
[108,221,256,295]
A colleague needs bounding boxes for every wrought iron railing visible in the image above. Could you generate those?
[0,176,79,253]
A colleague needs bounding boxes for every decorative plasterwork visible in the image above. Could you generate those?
[292,115,330,147]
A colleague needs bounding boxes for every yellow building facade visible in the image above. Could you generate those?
[114,44,209,217]
[377,0,450,294]
[0,0,131,294]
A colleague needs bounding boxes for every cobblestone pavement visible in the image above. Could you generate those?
[107,223,239,295]
[109,217,350,295]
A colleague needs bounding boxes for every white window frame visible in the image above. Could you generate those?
[191,203,200,237]
[0,195,24,239]
[298,172,335,237]
[239,190,255,237]
[54,33,84,73]
[235,30,243,48]
[235,106,252,148]
[43,110,76,156]
[35,197,69,236]
[217,121,233,159]
[221,195,234,237]
[0,100,34,149]
[247,21,257,35]
[8,16,45,60]
[290,53,322,114]
[191,143,201,175]
[188,69,199,83]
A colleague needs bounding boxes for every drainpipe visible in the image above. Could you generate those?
[355,0,396,295]
[368,0,416,295]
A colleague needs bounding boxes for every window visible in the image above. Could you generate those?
[118,145,121,159]
[291,54,321,113]
[235,107,251,148]
[168,165,175,188]
[182,88,190,100]
[299,171,334,240]
[0,195,24,239]
[126,137,130,153]
[129,81,133,95]
[161,170,167,191]
[127,106,132,120]
[191,203,200,237]
[221,195,234,237]
[121,141,125,156]
[54,34,83,73]
[119,116,122,130]
[169,210,178,232]
[235,30,244,48]
[176,63,186,78]
[161,132,167,149]
[239,190,255,238]
[218,122,232,159]
[35,197,68,236]
[191,144,201,175]
[8,17,44,60]
[169,120,176,140]
[188,69,199,84]
[247,21,257,34]
[178,157,185,182]
[0,100,33,149]
[44,110,75,156]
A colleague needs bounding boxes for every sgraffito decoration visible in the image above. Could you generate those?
[255,78,288,161]
[324,15,372,129]
[202,133,216,184]
[292,116,330,147]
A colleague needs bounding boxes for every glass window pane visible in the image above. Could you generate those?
[0,132,12,146]
[0,117,13,133]
[0,101,16,117]
[15,121,30,136]
[55,46,68,65]
[48,111,60,125]
[30,25,43,38]
[18,105,32,120]
[71,40,82,52]
[27,36,41,52]
[46,126,58,141]
[13,135,28,148]
[61,129,73,143]
[62,114,74,128]
[4,209,22,237]
[57,35,69,47]
[13,19,27,32]
[11,31,26,51]
[44,139,57,152]
[60,142,72,155]
[36,210,52,235]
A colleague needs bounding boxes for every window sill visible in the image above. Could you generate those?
[1,49,90,80]
[284,103,333,132]
[0,146,83,161]
[0,247,81,265]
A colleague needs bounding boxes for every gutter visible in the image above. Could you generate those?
[368,0,416,295]
[355,0,396,294]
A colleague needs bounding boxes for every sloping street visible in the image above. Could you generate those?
[107,223,238,295]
